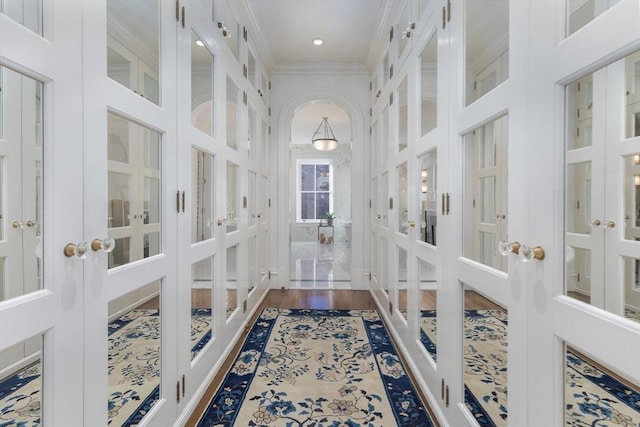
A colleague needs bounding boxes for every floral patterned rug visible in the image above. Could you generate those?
[0,308,212,427]
[418,309,640,427]
[197,308,435,426]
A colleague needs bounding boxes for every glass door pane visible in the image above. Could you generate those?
[398,77,408,152]
[464,0,509,106]
[226,244,238,318]
[191,257,214,360]
[420,36,438,137]
[419,150,437,245]
[108,281,162,425]
[418,259,437,361]
[107,0,160,104]
[192,149,214,243]
[226,76,239,151]
[226,162,239,232]
[191,31,214,136]
[398,163,408,234]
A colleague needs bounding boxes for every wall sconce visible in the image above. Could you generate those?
[421,184,428,193]
[635,175,640,186]
[634,154,640,165]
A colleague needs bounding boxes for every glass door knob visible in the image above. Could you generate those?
[498,240,520,256]
[519,244,545,262]
[64,242,88,259]
[91,238,116,253]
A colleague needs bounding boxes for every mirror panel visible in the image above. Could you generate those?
[420,35,438,137]
[398,163,408,234]
[623,256,640,323]
[226,244,238,318]
[108,112,162,268]
[627,51,640,138]
[418,258,437,362]
[108,280,161,425]
[382,172,389,228]
[260,230,268,282]
[0,67,43,302]
[381,238,389,295]
[249,171,257,227]
[248,236,256,293]
[0,0,42,35]
[566,0,621,36]
[261,120,269,169]
[565,246,592,303]
[0,334,43,425]
[192,149,214,243]
[248,49,256,88]
[191,257,214,360]
[398,247,408,320]
[464,0,509,106]
[381,106,389,165]
[226,162,238,233]
[107,0,160,104]
[191,31,214,136]
[248,106,257,160]
[463,116,509,272]
[226,76,239,151]
[398,77,408,152]
[566,162,592,235]
[371,232,378,283]
[564,344,640,425]
[383,51,390,83]
[419,150,438,245]
[463,286,508,426]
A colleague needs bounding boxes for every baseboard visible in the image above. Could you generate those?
[175,288,269,427]
[368,289,449,427]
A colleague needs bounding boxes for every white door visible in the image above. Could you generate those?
[0,4,85,426]
[82,1,179,425]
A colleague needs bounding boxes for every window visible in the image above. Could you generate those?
[296,160,333,222]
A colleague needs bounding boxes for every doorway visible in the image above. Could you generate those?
[289,102,352,288]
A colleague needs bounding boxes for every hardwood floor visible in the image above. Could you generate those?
[185,289,440,426]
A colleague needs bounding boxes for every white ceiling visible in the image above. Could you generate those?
[247,0,389,69]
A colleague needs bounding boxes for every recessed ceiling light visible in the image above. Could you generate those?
[313,38,324,46]
[195,40,204,47]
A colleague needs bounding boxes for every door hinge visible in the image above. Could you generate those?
[269,126,272,134]
[389,301,393,313]
[243,64,247,78]
[243,91,247,105]
[370,81,373,91]
[182,374,185,397]
[175,0,180,21]
[577,273,580,282]
[472,198,476,208]
[441,379,445,399]
[369,126,372,135]
[177,381,181,403]
[243,26,248,42]
[176,191,181,212]
[446,193,450,214]
[577,108,580,118]
[474,81,477,91]
[269,81,272,90]
[445,385,450,407]
[389,92,393,105]
[447,0,451,22]
[268,198,271,207]
[442,6,446,29]
[369,272,372,280]
[576,200,580,210]
[389,26,394,42]
[269,107,271,116]
[268,271,272,280]
[389,197,393,210]
[577,127,580,137]
[369,107,372,117]
[181,191,185,212]
[243,300,247,313]
[389,64,394,79]
[180,6,185,28]
[369,199,372,208]
[577,82,581,91]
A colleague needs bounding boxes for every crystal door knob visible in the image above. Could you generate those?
[498,240,520,256]
[25,220,39,228]
[603,221,615,228]
[408,221,416,228]
[588,219,601,227]
[64,242,88,258]
[518,244,545,262]
[91,238,116,253]
[12,221,24,229]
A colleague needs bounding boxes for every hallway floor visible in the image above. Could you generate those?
[289,242,351,288]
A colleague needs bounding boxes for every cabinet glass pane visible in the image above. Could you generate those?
[191,32,214,136]
[398,247,407,319]
[226,162,238,232]
[464,0,509,106]
[398,163,408,234]
[192,149,214,243]
[260,175,268,223]
[567,74,594,149]
[248,106,256,160]
[371,233,378,283]
[383,52,390,83]
[565,246,592,303]
[248,236,256,292]
[226,76,238,150]
[372,177,378,224]
[463,116,508,272]
[566,0,621,36]
[108,113,162,268]
[564,344,640,425]
[464,287,508,426]
[0,334,42,426]
[249,171,257,227]
[382,172,389,228]
[623,256,640,323]
[371,120,378,167]
[419,150,438,245]
[381,238,388,295]
[261,120,269,168]
[108,281,161,425]
[226,244,238,318]
[381,106,389,162]
[566,162,591,234]
[0,67,44,302]
[191,257,214,360]
[107,0,160,105]
[623,154,640,242]
[398,77,408,152]
[248,50,256,87]
[627,51,640,138]
[418,259,437,362]
[260,230,268,281]
[1,0,42,35]
[420,36,437,137]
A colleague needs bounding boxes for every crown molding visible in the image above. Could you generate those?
[273,62,369,75]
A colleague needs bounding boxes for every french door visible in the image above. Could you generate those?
[0,3,85,426]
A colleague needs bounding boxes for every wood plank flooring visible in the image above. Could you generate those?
[185,289,439,426]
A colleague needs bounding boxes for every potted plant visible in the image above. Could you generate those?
[325,211,336,226]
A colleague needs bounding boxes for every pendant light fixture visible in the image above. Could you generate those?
[311,116,338,151]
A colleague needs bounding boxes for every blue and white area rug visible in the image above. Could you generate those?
[418,309,640,427]
[197,308,435,427]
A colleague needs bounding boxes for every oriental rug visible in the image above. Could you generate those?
[418,309,640,427]
[197,308,435,426]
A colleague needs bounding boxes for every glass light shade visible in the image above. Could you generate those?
[312,138,338,151]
